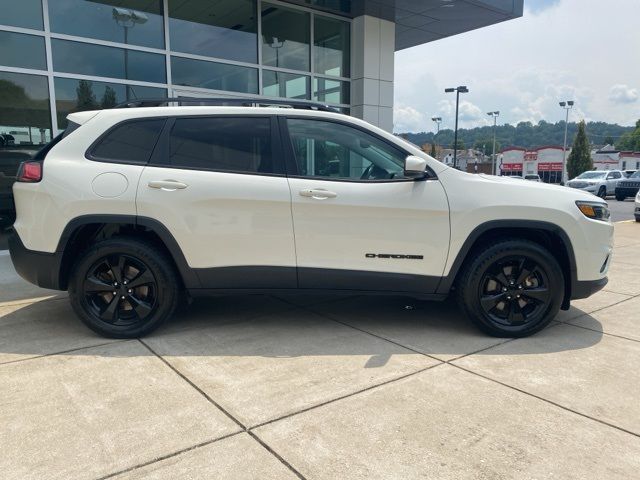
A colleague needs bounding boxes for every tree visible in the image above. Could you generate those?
[615,119,640,151]
[430,142,436,157]
[603,135,614,146]
[100,86,117,108]
[75,80,97,111]
[567,120,593,180]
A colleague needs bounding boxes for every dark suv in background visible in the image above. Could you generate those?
[615,170,640,201]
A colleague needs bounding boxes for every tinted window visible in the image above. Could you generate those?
[169,0,257,63]
[168,117,273,174]
[171,56,258,94]
[0,31,46,70]
[0,0,43,30]
[263,70,310,99]
[314,16,350,77]
[262,4,310,71]
[91,119,164,164]
[52,39,166,84]
[49,0,164,49]
[286,119,406,181]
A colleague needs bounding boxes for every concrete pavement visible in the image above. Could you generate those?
[1,223,639,479]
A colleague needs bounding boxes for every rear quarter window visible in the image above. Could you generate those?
[88,118,165,164]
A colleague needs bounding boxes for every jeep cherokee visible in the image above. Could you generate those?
[8,99,613,338]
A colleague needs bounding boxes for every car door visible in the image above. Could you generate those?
[607,171,621,194]
[136,115,297,289]
[282,116,450,293]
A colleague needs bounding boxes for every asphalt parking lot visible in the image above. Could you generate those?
[1,221,639,479]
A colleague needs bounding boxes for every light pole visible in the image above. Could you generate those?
[113,8,148,101]
[445,86,468,169]
[559,100,574,184]
[487,111,500,175]
[431,116,442,160]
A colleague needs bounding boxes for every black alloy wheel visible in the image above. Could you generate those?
[69,237,179,338]
[598,186,607,198]
[478,256,551,327]
[83,254,157,326]
[456,239,563,337]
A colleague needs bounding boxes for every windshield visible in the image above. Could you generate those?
[630,171,640,179]
[576,171,606,179]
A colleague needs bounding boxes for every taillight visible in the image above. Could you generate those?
[17,161,43,182]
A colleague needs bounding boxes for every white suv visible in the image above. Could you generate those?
[566,170,624,198]
[9,99,613,339]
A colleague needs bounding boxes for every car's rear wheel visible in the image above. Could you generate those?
[456,239,563,337]
[597,186,607,198]
[69,237,179,338]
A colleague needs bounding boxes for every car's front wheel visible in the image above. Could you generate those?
[597,186,607,198]
[456,239,563,337]
[69,237,179,338]
[615,193,626,201]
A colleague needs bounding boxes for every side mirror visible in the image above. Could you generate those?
[404,155,428,179]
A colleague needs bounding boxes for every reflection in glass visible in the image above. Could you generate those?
[314,77,349,104]
[171,56,258,94]
[263,71,309,99]
[0,31,47,70]
[54,77,165,128]
[0,72,51,145]
[0,0,43,30]
[169,0,257,63]
[48,0,164,49]
[262,4,310,72]
[52,39,166,84]
[314,16,350,77]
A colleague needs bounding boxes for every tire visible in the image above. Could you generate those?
[597,186,607,199]
[68,237,180,338]
[615,194,626,201]
[456,239,564,338]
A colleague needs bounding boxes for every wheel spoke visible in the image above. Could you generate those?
[515,259,532,285]
[521,287,549,303]
[85,275,113,294]
[100,295,120,322]
[106,256,125,284]
[480,293,505,311]
[127,269,155,289]
[128,295,153,319]
[507,301,525,324]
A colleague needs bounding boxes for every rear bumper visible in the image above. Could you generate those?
[571,277,608,300]
[8,230,64,290]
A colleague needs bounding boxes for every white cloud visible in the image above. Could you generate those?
[609,84,638,104]
[394,0,640,131]
[438,100,490,128]
[393,104,426,132]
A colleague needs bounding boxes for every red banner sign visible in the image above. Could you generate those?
[501,163,522,171]
[538,162,563,171]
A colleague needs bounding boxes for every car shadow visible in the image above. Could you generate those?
[0,293,604,364]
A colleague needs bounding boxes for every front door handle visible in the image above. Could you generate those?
[148,180,188,191]
[299,188,337,200]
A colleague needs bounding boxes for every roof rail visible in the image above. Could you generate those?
[113,96,342,113]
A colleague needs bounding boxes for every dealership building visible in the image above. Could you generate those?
[0,0,523,145]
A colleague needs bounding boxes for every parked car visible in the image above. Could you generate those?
[9,98,613,339]
[524,174,542,182]
[566,170,624,198]
[615,170,640,201]
[636,190,640,222]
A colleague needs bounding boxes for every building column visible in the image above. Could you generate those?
[350,15,395,132]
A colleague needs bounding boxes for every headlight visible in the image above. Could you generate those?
[576,201,610,221]
[636,191,640,201]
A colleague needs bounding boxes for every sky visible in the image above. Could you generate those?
[393,0,640,133]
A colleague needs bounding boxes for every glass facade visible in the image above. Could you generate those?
[0,1,351,136]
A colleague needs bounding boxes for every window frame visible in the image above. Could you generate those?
[149,114,286,177]
[85,117,167,165]
[279,116,435,183]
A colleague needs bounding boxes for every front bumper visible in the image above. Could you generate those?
[616,187,639,197]
[572,277,608,300]
[8,230,64,290]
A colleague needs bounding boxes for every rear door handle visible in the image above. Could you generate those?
[299,188,337,200]
[148,180,188,191]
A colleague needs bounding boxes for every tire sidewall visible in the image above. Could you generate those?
[69,239,178,338]
[460,241,564,337]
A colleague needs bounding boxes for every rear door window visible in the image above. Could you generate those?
[166,117,275,174]
[89,119,165,164]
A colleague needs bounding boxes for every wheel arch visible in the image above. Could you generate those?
[56,215,200,290]
[438,220,576,309]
